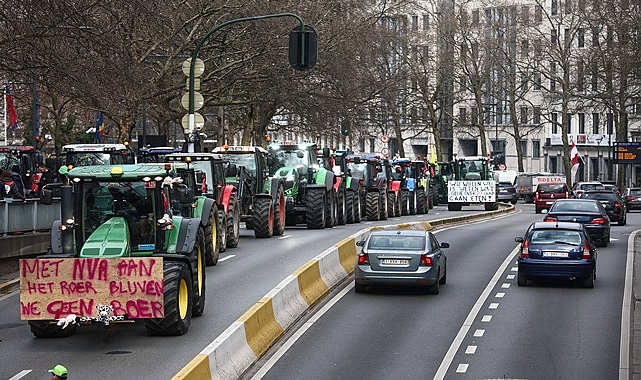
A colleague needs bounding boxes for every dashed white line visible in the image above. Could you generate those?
[481,315,492,322]
[473,329,485,337]
[495,292,505,298]
[489,303,499,309]
[218,255,235,262]
[456,364,469,373]
[501,283,511,288]
[8,370,32,380]
[278,235,291,240]
[465,345,477,354]
[506,274,515,280]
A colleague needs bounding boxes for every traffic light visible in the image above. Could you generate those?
[341,127,350,136]
[289,26,317,71]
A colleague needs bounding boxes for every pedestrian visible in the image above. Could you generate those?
[48,364,68,379]
[36,162,56,198]
[1,170,25,199]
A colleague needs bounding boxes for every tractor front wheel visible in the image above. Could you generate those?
[273,185,286,235]
[226,193,240,248]
[145,261,193,336]
[253,197,274,238]
[190,227,207,317]
[204,206,220,266]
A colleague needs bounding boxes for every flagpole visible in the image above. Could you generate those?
[3,85,7,146]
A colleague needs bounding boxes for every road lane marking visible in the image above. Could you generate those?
[456,364,469,373]
[473,329,485,337]
[433,245,519,380]
[278,235,291,240]
[501,283,511,288]
[619,230,638,379]
[506,274,515,280]
[465,346,477,354]
[481,315,492,322]
[8,370,31,380]
[488,303,499,309]
[219,255,235,262]
[495,292,505,298]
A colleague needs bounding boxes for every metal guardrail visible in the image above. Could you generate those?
[0,198,60,234]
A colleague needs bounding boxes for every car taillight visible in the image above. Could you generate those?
[582,243,591,259]
[615,201,622,210]
[627,196,635,201]
[565,191,569,198]
[357,252,369,265]
[520,239,529,258]
[543,216,558,222]
[591,217,607,224]
[420,254,433,266]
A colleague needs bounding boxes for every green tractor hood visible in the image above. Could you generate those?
[80,216,131,258]
[274,166,301,197]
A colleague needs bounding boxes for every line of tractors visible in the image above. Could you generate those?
[22,141,498,339]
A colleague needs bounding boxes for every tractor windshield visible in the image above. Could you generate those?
[461,160,485,180]
[82,180,157,251]
[347,162,367,179]
[223,153,256,177]
[271,149,310,172]
[66,152,126,167]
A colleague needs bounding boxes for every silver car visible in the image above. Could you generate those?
[354,229,449,294]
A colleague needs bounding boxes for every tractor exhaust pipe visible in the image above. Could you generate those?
[60,185,74,256]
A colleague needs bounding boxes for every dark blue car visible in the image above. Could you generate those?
[543,198,611,247]
[516,221,597,288]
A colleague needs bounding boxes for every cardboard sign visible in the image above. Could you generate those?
[447,180,496,203]
[20,257,164,320]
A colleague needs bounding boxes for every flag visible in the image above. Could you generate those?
[570,141,581,184]
[5,87,18,130]
[95,111,104,141]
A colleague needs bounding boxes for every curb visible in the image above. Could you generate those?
[172,205,515,380]
[0,278,19,294]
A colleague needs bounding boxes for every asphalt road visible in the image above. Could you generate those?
[0,205,481,380]
[243,205,634,380]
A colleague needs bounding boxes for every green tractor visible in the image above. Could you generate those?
[165,153,240,264]
[434,161,456,205]
[446,156,499,211]
[268,142,336,229]
[211,145,286,238]
[29,164,207,337]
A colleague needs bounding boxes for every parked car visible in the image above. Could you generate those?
[624,187,641,211]
[534,182,570,214]
[498,182,518,204]
[543,199,611,247]
[515,221,597,288]
[571,181,604,198]
[354,229,449,294]
[580,190,627,226]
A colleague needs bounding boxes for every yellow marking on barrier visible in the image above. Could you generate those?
[294,260,329,307]
[172,354,212,380]
[418,221,434,231]
[369,226,384,231]
[395,223,414,229]
[240,298,285,357]
[336,237,357,274]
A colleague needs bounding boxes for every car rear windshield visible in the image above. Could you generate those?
[582,192,616,201]
[629,189,641,196]
[368,235,426,250]
[537,184,567,193]
[530,229,583,245]
[551,201,600,213]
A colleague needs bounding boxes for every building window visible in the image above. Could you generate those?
[578,28,584,47]
[533,140,541,158]
[592,113,600,134]
[534,107,541,124]
[565,0,572,13]
[578,113,585,133]
[520,107,528,124]
[535,5,543,21]
[592,26,600,46]
[551,29,558,45]
[521,140,528,157]
[636,102,641,115]
[577,60,584,92]
[471,107,478,125]
[521,39,529,57]
[472,10,479,26]
[591,61,598,91]
[550,61,557,91]
[412,15,419,31]
[521,5,530,23]
[552,0,558,15]
[423,45,429,59]
[534,72,542,90]
[534,38,542,55]
[566,113,572,133]
[521,73,529,89]
[607,112,613,134]
[369,137,375,153]
[552,112,558,133]
[459,107,467,125]
[423,14,429,30]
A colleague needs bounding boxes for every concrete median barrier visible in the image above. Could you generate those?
[173,205,514,380]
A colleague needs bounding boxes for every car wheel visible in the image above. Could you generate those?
[426,277,440,294]
[439,265,447,285]
[354,283,366,293]
[517,271,527,286]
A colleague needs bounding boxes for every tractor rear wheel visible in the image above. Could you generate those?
[409,190,416,215]
[145,261,192,336]
[204,206,220,266]
[218,209,227,254]
[273,185,286,235]
[345,190,354,224]
[306,188,326,229]
[386,192,396,219]
[416,189,427,214]
[325,190,337,228]
[337,189,347,225]
[401,189,410,216]
[253,197,274,238]
[365,191,380,221]
[354,192,362,223]
[191,227,207,317]
[29,320,76,338]
[226,193,240,248]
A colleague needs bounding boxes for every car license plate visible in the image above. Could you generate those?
[380,258,409,266]
[543,251,569,258]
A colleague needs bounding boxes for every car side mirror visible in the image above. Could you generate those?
[356,240,365,247]
[440,242,450,248]
[515,237,524,243]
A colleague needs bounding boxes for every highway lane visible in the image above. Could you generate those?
[245,205,636,380]
[0,205,481,380]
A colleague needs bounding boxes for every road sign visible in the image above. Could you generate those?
[498,163,507,171]
[380,135,389,143]
[613,142,641,164]
[381,147,390,155]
